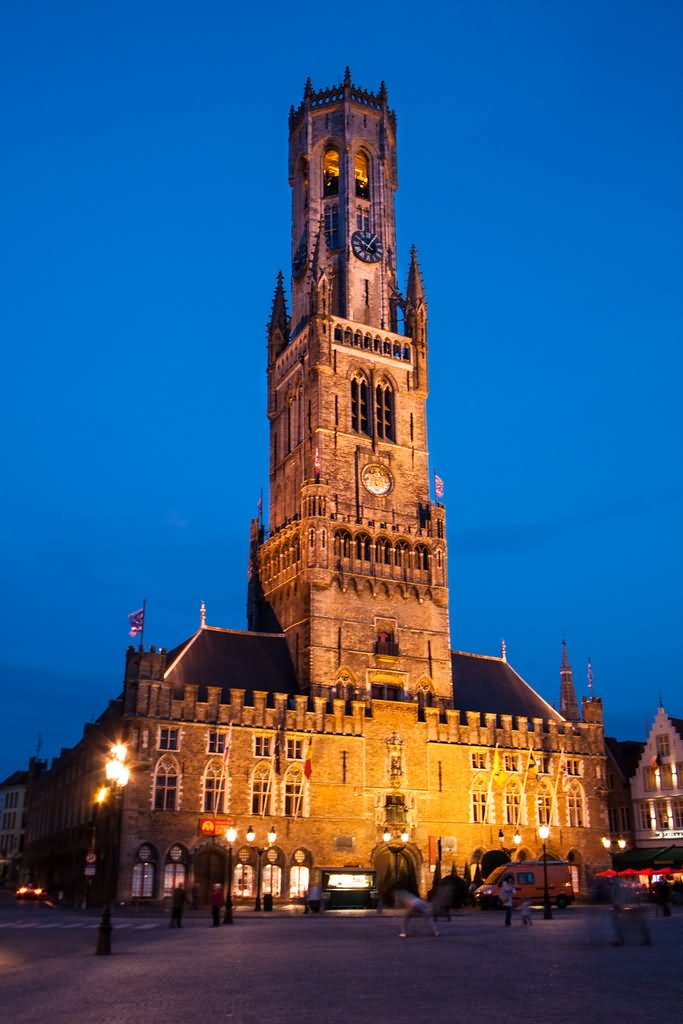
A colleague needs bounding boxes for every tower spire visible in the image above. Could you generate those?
[559,640,580,721]
[267,271,289,364]
[405,245,426,308]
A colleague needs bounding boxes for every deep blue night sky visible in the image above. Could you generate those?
[2,2,681,779]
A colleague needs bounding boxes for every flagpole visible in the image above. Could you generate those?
[483,745,497,825]
[139,599,147,653]
[517,749,532,829]
[550,747,564,826]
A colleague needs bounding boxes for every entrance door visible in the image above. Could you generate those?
[374,845,418,906]
[193,848,226,906]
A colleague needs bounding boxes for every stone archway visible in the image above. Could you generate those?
[373,843,419,906]
[193,845,227,906]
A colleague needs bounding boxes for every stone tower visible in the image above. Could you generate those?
[250,71,452,702]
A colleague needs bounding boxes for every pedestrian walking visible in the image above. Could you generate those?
[170,884,185,928]
[501,875,515,927]
[211,883,223,927]
[394,889,440,938]
[653,879,672,917]
[519,898,532,926]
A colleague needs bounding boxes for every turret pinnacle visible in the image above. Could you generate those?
[405,245,427,308]
[269,271,289,333]
[310,216,329,280]
[343,66,352,87]
[559,640,580,722]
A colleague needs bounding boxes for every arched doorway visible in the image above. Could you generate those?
[373,843,419,905]
[193,845,227,906]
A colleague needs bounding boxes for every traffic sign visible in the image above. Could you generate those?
[84,865,96,877]
[85,851,97,864]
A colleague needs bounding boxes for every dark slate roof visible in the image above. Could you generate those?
[605,737,645,780]
[0,770,28,789]
[164,627,298,699]
[451,651,563,721]
[671,717,683,741]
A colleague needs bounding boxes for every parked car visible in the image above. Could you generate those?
[15,884,47,901]
[475,861,575,910]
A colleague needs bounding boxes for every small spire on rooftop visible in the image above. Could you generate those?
[501,639,507,662]
[200,601,206,628]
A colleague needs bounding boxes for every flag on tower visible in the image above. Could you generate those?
[492,745,507,786]
[128,607,145,638]
[434,473,444,499]
[527,749,538,781]
[304,741,313,780]
[222,724,233,769]
[314,447,321,478]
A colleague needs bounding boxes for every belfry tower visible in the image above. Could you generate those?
[249,71,452,703]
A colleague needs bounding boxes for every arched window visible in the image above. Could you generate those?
[415,545,429,571]
[375,380,395,441]
[536,782,552,826]
[163,844,189,896]
[233,860,255,897]
[395,541,409,568]
[355,534,372,562]
[334,530,352,559]
[251,762,272,816]
[289,863,310,898]
[203,761,224,814]
[355,151,370,198]
[471,778,488,823]
[351,372,370,435]
[504,780,521,826]
[154,758,178,811]
[354,331,362,347]
[374,336,381,352]
[567,783,585,827]
[284,765,304,817]
[364,333,372,350]
[377,538,392,565]
[131,843,157,898]
[323,148,340,196]
[334,325,343,342]
[344,327,352,345]
[262,849,283,896]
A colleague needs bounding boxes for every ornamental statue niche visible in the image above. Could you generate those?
[385,732,404,789]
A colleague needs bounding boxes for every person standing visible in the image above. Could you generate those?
[211,883,223,927]
[501,875,515,927]
[519,898,532,926]
[170,884,185,928]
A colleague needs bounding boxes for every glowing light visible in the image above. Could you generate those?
[400,830,410,844]
[601,836,612,849]
[383,829,392,843]
[513,832,522,845]
[226,826,237,844]
[95,787,109,804]
[539,824,550,842]
[617,838,627,850]
[267,827,277,845]
[246,825,255,843]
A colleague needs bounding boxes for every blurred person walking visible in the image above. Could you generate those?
[211,884,223,927]
[170,884,185,928]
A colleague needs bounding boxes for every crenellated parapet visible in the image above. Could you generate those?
[289,69,395,135]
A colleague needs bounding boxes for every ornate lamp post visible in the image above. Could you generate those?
[224,826,237,924]
[513,831,522,849]
[538,824,552,920]
[246,824,277,912]
[95,743,129,955]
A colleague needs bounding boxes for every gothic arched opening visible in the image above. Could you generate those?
[373,843,419,906]
[193,846,227,906]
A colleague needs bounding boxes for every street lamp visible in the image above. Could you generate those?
[538,824,552,920]
[601,836,612,850]
[223,826,237,924]
[617,837,627,850]
[513,831,522,847]
[96,743,129,954]
[246,825,277,912]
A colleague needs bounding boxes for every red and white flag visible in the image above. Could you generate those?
[434,473,444,499]
[222,724,233,769]
[314,447,321,476]
[128,607,145,638]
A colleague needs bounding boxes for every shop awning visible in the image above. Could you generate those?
[613,846,683,871]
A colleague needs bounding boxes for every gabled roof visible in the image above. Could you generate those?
[0,770,28,789]
[671,717,683,741]
[164,626,298,699]
[605,737,644,781]
[450,651,563,721]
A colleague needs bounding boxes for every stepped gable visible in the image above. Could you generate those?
[605,737,645,780]
[451,651,563,721]
[164,625,298,699]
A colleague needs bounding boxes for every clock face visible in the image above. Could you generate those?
[292,233,308,277]
[351,230,384,264]
[361,463,393,497]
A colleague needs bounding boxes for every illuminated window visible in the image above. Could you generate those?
[375,380,395,441]
[471,751,486,770]
[203,761,224,814]
[471,780,488,823]
[163,861,185,896]
[262,863,282,897]
[355,151,370,198]
[673,799,683,828]
[131,861,155,898]
[289,864,310,898]
[233,862,255,897]
[323,148,340,196]
[566,758,580,776]
[154,758,178,811]
[251,763,272,816]
[656,734,670,757]
[639,802,651,830]
[351,372,370,435]
[505,783,521,825]
[284,766,304,817]
[567,784,584,827]
[536,784,552,825]
[324,203,340,248]
[504,754,518,773]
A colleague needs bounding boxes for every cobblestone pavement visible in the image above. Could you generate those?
[1,905,681,1024]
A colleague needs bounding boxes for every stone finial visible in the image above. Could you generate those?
[200,601,206,628]
[343,66,352,87]
[501,639,507,662]
[379,80,388,103]
[304,77,313,100]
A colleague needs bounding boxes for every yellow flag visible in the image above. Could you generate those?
[492,746,507,786]
[527,749,539,781]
